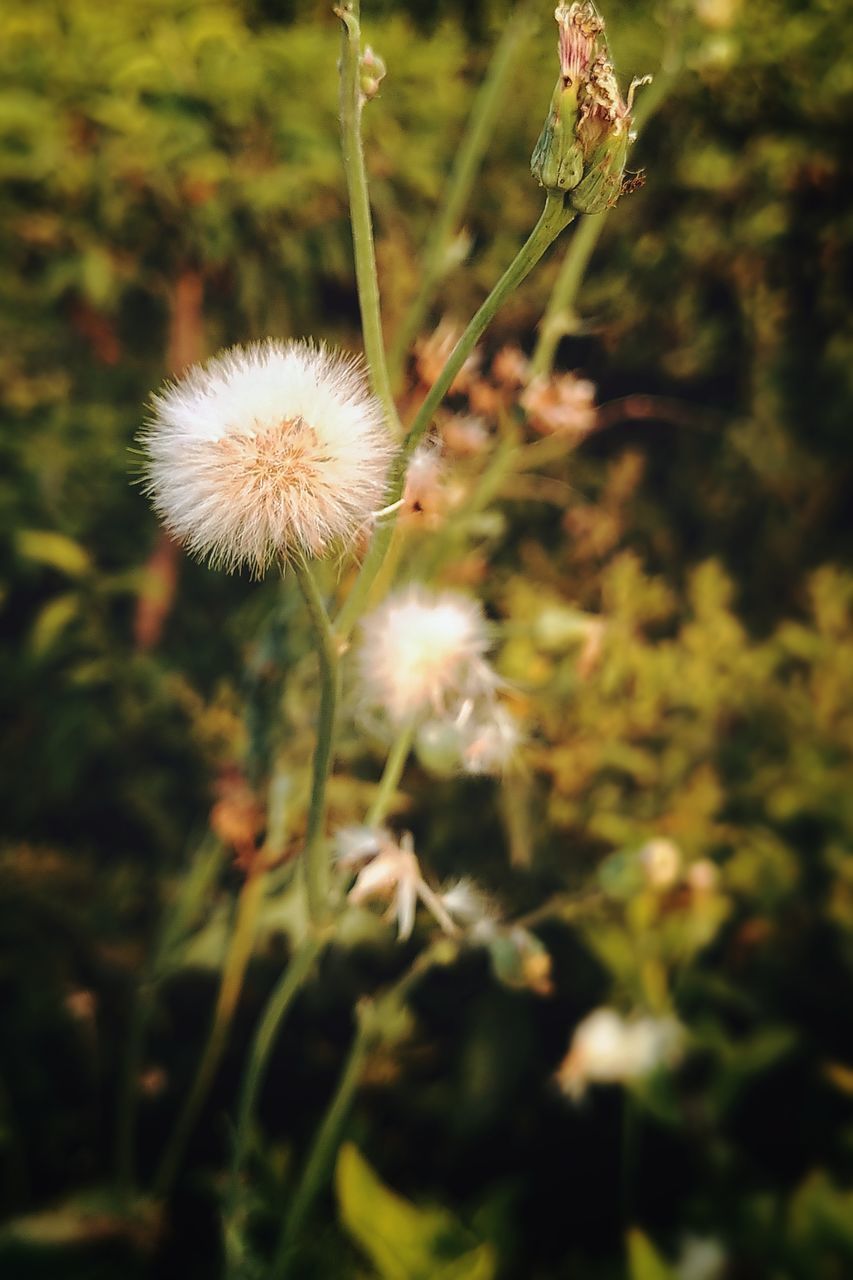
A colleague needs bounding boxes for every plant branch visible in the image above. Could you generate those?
[337,1,401,438]
[334,193,574,641]
[365,720,416,827]
[293,559,340,926]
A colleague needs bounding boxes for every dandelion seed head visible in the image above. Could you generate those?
[140,339,394,574]
[357,586,495,726]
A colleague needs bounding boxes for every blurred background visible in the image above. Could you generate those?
[2,0,853,1276]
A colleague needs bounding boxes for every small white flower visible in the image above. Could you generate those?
[639,838,682,890]
[686,859,719,895]
[345,831,459,941]
[675,1237,726,1280]
[440,878,499,928]
[556,1007,684,1101]
[140,338,394,574]
[356,586,497,728]
[459,702,521,776]
[334,825,388,868]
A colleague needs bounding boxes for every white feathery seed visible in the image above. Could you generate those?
[356,586,497,727]
[140,338,394,574]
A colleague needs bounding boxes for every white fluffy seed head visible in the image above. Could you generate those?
[356,586,495,727]
[139,339,394,574]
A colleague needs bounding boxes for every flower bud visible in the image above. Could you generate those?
[359,45,386,102]
[531,3,650,214]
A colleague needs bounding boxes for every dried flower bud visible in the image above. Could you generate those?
[532,3,650,213]
[401,445,447,527]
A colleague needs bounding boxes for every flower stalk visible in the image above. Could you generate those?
[336,1,401,438]
[293,559,340,925]
[335,192,575,641]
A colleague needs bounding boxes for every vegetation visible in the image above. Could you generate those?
[1,0,852,1276]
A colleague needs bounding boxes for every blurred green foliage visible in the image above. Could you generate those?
[1,0,852,1276]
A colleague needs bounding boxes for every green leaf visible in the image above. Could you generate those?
[17,530,92,578]
[336,1143,497,1280]
[627,1229,677,1280]
[30,592,80,655]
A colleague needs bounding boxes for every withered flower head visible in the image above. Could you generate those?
[532,2,650,213]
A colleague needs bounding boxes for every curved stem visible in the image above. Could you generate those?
[365,721,416,827]
[337,1,401,438]
[388,3,537,385]
[404,193,574,459]
[272,939,458,1275]
[335,194,574,641]
[274,1009,373,1278]
[154,861,268,1198]
[225,937,323,1238]
[529,213,604,378]
[293,560,340,926]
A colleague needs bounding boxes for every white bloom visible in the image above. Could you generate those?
[334,825,388,868]
[556,1007,684,1101]
[140,338,394,574]
[639,838,682,890]
[459,701,521,776]
[687,859,719,895]
[356,586,497,727]
[345,831,459,941]
[440,878,498,929]
[675,1237,726,1280]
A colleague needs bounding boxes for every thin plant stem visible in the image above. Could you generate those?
[272,939,459,1275]
[273,1009,373,1278]
[225,936,323,1236]
[404,193,575,459]
[335,193,575,642]
[530,66,679,378]
[529,213,604,378]
[388,2,537,385]
[292,559,340,926]
[337,1,401,438]
[365,721,416,827]
[154,859,268,1198]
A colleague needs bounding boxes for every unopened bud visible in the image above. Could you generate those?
[360,45,386,101]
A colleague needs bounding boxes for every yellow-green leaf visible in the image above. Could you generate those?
[336,1143,496,1280]
[627,1229,677,1280]
[30,592,80,655]
[17,530,92,578]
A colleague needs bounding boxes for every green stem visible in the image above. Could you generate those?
[293,560,340,926]
[365,721,416,827]
[530,67,679,379]
[388,3,536,385]
[274,1008,374,1278]
[154,862,268,1198]
[272,939,458,1275]
[337,1,401,438]
[334,194,574,641]
[225,937,323,1241]
[404,193,574,458]
[529,213,603,378]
